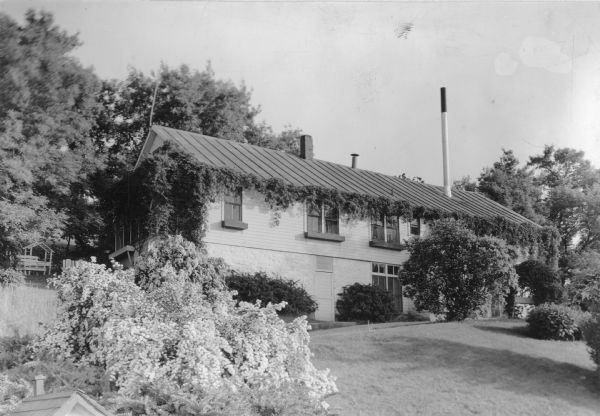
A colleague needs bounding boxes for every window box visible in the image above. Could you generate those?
[222,219,248,230]
[369,240,405,251]
[305,230,345,242]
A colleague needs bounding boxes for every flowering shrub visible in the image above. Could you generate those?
[0,374,31,415]
[0,269,25,287]
[38,259,138,362]
[36,236,336,415]
[526,303,592,340]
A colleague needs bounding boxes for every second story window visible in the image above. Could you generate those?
[222,188,248,230]
[307,202,340,234]
[410,218,420,236]
[324,205,339,234]
[305,202,344,242]
[307,203,322,233]
[371,215,400,244]
[224,189,242,222]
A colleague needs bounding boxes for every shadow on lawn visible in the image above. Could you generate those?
[472,322,530,338]
[378,335,600,412]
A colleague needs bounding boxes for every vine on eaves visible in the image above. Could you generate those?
[112,142,559,265]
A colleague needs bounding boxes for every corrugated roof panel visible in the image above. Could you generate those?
[144,126,537,227]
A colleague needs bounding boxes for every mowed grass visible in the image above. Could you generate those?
[0,285,57,337]
[311,320,600,416]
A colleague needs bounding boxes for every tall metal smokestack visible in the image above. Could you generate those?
[350,153,359,169]
[440,87,451,197]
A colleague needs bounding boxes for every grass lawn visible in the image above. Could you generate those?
[310,319,600,416]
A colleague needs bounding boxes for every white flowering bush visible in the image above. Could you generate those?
[0,374,31,416]
[36,236,336,415]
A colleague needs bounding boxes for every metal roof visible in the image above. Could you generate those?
[139,125,538,227]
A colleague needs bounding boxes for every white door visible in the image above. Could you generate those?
[314,271,334,321]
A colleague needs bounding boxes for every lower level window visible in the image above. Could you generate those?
[372,262,403,311]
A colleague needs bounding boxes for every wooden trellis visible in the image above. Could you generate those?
[16,241,54,275]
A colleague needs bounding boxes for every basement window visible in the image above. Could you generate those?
[222,188,248,230]
[305,202,344,242]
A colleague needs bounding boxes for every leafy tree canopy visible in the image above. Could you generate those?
[0,10,103,263]
[477,149,544,223]
[92,63,302,170]
[465,146,600,255]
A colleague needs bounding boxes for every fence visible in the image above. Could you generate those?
[0,284,58,337]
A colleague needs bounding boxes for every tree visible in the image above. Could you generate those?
[528,145,600,253]
[477,149,543,222]
[563,250,600,312]
[402,219,518,321]
[0,10,103,263]
[453,176,477,192]
[514,260,563,305]
[92,64,302,169]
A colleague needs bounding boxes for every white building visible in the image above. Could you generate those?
[110,125,538,321]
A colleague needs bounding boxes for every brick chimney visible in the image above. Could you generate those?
[34,375,46,396]
[300,135,313,160]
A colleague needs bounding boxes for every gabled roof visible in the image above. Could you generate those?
[11,390,113,416]
[138,125,538,227]
[22,242,54,253]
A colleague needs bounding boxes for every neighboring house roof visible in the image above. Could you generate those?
[11,391,113,416]
[138,125,537,227]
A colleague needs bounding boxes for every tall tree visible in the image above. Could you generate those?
[0,10,103,263]
[92,64,301,169]
[477,149,544,223]
[528,145,600,253]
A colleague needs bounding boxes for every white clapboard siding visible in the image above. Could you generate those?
[204,190,413,265]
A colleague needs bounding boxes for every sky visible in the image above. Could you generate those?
[2,0,600,186]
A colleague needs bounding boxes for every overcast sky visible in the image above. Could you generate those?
[2,0,600,185]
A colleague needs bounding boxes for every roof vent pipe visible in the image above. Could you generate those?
[350,153,359,169]
[440,87,452,198]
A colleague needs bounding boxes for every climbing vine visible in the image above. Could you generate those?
[111,142,560,265]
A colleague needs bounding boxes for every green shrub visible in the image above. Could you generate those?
[226,271,317,316]
[336,283,396,323]
[526,303,592,340]
[0,335,33,371]
[515,260,564,305]
[402,219,517,321]
[0,269,24,288]
[582,316,600,379]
